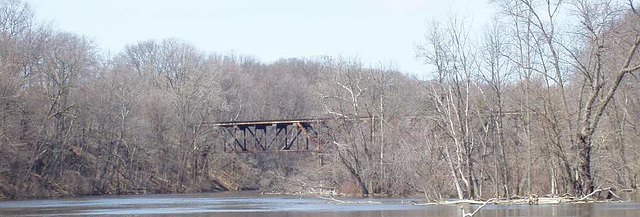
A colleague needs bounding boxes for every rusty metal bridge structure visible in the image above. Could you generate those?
[204,117,373,153]
[205,118,329,152]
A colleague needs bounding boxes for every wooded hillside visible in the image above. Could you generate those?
[1,0,640,200]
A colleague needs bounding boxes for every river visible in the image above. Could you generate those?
[1,191,639,217]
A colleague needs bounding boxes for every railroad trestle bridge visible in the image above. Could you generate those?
[206,118,328,152]
[204,117,373,152]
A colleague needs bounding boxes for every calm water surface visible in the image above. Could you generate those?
[0,191,639,217]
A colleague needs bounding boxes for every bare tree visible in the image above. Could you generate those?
[418,17,481,199]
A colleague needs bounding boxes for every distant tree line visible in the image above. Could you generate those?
[1,0,639,200]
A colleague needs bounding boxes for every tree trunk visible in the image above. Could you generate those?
[577,134,593,195]
[444,146,464,199]
[357,175,370,197]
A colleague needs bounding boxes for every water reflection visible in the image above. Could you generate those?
[0,192,639,217]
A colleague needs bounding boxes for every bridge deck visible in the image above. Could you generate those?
[206,116,374,128]
[207,118,329,128]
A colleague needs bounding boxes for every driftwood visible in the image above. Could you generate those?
[316,195,381,204]
[414,187,625,206]
[461,198,494,217]
[415,199,487,205]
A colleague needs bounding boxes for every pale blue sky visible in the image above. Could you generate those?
[26,0,495,75]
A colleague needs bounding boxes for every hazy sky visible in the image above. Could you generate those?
[26,0,495,75]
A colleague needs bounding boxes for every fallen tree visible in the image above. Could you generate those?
[414,187,626,206]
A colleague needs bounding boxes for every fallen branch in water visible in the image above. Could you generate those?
[413,199,492,206]
[441,200,488,205]
[575,187,622,201]
[414,187,625,206]
[316,195,381,204]
[461,198,494,217]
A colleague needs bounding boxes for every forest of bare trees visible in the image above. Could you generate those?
[1,0,640,200]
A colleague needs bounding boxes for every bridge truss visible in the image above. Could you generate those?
[207,119,327,152]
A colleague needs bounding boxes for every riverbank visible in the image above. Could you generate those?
[1,191,640,217]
